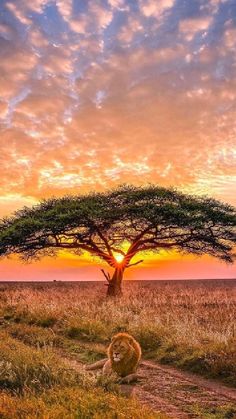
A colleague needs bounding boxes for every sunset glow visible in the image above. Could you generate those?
[0,0,235,281]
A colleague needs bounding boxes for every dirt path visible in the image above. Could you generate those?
[60,353,236,418]
[133,361,236,418]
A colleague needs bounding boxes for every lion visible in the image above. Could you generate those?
[85,332,142,384]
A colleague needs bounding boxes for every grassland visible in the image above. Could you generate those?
[0,279,235,418]
[0,330,159,418]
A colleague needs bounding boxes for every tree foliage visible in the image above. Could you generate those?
[0,185,235,271]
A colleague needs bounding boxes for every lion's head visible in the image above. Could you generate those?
[108,332,141,377]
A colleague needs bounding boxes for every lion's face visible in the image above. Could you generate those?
[108,333,141,377]
[110,338,131,363]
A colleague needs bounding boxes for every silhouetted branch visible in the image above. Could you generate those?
[101,269,111,282]
[127,259,144,268]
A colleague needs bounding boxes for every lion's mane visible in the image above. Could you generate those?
[107,332,141,377]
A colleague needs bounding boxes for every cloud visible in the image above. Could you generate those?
[41,46,73,75]
[69,16,88,34]
[0,22,14,40]
[0,0,235,283]
[29,27,49,48]
[108,0,125,9]
[179,17,213,41]
[0,0,235,216]
[224,26,236,50]
[6,2,32,25]
[28,0,47,13]
[15,92,72,119]
[139,0,175,18]
[0,194,37,217]
[0,101,8,118]
[0,45,38,100]
[117,16,143,44]
[89,2,113,31]
[56,0,72,22]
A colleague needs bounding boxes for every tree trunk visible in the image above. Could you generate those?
[106,266,124,297]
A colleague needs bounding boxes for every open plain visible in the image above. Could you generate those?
[0,279,235,418]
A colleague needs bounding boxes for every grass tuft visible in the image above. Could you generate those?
[0,333,80,394]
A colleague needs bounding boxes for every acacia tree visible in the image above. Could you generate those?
[0,185,235,296]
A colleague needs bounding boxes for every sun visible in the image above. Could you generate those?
[114,253,124,264]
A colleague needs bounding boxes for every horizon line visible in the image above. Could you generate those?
[0,278,235,283]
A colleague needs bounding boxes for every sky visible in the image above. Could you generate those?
[0,0,235,281]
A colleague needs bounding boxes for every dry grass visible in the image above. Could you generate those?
[0,387,161,419]
[0,280,235,417]
[0,280,235,385]
[0,322,160,418]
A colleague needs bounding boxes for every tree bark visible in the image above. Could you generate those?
[106,266,124,297]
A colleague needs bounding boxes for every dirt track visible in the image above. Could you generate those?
[61,353,236,418]
[132,360,236,418]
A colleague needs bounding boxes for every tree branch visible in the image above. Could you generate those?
[110,247,126,256]
[101,269,111,282]
[127,259,143,268]
[94,225,113,256]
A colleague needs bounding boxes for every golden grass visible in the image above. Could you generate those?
[0,387,161,419]
[0,332,83,393]
[0,329,160,418]
[0,280,235,417]
[0,387,162,419]
[0,280,235,386]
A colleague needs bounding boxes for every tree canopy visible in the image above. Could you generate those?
[0,185,235,295]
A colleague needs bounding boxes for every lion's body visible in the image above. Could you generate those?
[85,332,142,383]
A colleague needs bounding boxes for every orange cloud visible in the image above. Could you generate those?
[0,0,235,280]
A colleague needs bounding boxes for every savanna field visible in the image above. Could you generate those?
[0,279,235,418]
